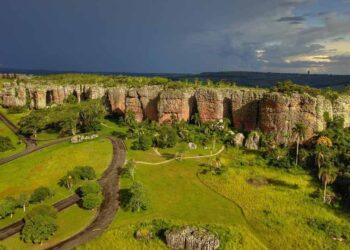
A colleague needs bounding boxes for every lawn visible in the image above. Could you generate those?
[79,144,350,250]
[1,204,96,250]
[0,138,112,198]
[0,107,29,126]
[0,137,112,248]
[78,144,266,250]
[0,120,25,159]
[198,147,350,250]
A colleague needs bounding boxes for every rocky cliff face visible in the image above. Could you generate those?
[2,82,350,144]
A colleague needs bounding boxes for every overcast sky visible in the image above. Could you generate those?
[1,0,350,74]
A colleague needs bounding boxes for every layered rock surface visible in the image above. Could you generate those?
[2,82,350,143]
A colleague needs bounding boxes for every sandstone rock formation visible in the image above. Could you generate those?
[165,226,220,250]
[2,82,350,144]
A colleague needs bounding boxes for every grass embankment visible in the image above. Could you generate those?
[0,138,113,248]
[78,143,266,250]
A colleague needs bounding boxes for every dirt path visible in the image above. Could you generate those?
[46,138,126,250]
[0,138,126,250]
[0,112,36,149]
[135,146,225,165]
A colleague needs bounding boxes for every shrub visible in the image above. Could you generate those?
[30,187,52,203]
[125,182,148,212]
[21,205,58,244]
[0,197,18,219]
[0,136,15,152]
[156,126,178,148]
[79,182,102,197]
[132,134,153,150]
[74,166,96,180]
[7,106,27,114]
[111,131,127,139]
[82,193,103,210]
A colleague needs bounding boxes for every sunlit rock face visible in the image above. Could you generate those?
[195,88,223,123]
[158,88,194,123]
[2,83,350,144]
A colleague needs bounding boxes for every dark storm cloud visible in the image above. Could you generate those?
[0,0,349,73]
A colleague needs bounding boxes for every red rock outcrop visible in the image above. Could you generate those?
[137,86,162,121]
[126,89,143,122]
[158,88,194,123]
[107,87,126,115]
[195,88,223,122]
[259,92,319,144]
[232,89,265,131]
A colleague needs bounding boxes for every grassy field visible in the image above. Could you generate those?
[0,120,25,159]
[0,107,29,125]
[78,144,266,250]
[1,204,96,250]
[198,147,350,250]
[78,144,350,250]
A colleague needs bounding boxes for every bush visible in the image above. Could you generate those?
[21,205,58,244]
[7,106,27,114]
[111,131,127,140]
[132,134,153,150]
[156,126,178,148]
[79,182,102,197]
[82,193,103,210]
[30,187,52,203]
[0,136,15,152]
[125,182,148,212]
[307,218,350,239]
[74,166,96,180]
[0,197,18,219]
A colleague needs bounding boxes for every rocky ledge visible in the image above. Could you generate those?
[1,82,350,144]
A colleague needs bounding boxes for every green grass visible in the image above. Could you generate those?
[198,147,350,250]
[0,120,25,159]
[1,204,96,250]
[78,143,265,250]
[0,138,112,198]
[0,107,29,125]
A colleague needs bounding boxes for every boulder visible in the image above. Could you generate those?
[233,133,245,147]
[245,131,260,150]
[165,226,220,250]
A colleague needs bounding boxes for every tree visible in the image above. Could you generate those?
[156,126,178,148]
[123,159,136,181]
[318,165,338,203]
[18,194,29,213]
[82,193,103,210]
[74,166,96,180]
[0,136,15,152]
[0,197,17,219]
[125,182,148,212]
[132,134,153,150]
[19,110,48,137]
[78,100,106,132]
[79,182,101,197]
[21,205,58,245]
[30,187,52,204]
[125,110,137,128]
[292,123,306,165]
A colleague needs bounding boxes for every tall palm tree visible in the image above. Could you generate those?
[318,165,337,203]
[292,123,306,165]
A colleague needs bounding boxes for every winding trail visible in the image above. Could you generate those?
[46,138,126,250]
[135,146,225,165]
[0,137,126,250]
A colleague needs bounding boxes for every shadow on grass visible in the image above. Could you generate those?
[247,176,299,189]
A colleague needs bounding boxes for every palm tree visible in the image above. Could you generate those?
[318,165,337,203]
[292,123,306,165]
[315,144,327,170]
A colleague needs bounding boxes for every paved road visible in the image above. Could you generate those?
[0,112,37,149]
[0,138,125,249]
[46,138,126,250]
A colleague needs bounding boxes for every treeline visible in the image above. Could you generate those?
[19,99,105,137]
